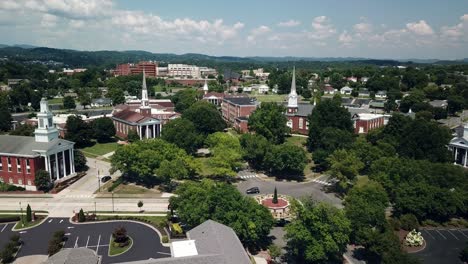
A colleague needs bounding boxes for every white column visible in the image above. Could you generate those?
[54,153,59,180]
[455,148,458,165]
[68,149,73,175]
[45,155,51,181]
[153,124,156,138]
[62,150,66,177]
[71,149,75,174]
[464,150,467,167]
[146,125,149,139]
[139,126,142,140]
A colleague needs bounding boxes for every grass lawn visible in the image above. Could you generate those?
[14,215,46,230]
[112,184,159,195]
[80,142,120,158]
[109,237,133,256]
[254,94,288,103]
[286,136,307,148]
[48,98,63,104]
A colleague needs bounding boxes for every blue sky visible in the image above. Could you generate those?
[0,0,467,59]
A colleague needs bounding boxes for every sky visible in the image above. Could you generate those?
[0,0,467,59]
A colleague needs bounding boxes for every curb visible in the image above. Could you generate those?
[11,216,49,231]
[108,236,133,257]
[67,218,171,248]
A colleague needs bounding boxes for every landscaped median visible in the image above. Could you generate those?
[108,226,133,257]
[0,208,49,231]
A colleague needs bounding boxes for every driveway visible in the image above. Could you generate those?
[415,228,468,264]
[236,177,343,208]
[0,218,171,264]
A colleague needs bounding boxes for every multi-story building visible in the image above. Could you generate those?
[352,113,385,134]
[221,96,259,124]
[0,99,76,190]
[168,64,200,78]
[114,61,158,77]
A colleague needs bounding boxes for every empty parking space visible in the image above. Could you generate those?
[416,228,468,264]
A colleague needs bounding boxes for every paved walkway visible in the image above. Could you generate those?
[13,255,48,264]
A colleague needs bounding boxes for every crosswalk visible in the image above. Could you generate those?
[64,194,93,198]
[312,179,333,186]
[239,174,257,179]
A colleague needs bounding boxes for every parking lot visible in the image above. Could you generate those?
[415,228,468,264]
[0,218,171,264]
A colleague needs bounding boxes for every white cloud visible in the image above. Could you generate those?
[353,22,372,34]
[308,16,336,39]
[406,20,434,35]
[339,30,353,46]
[40,13,58,28]
[278,19,300,27]
[441,14,468,40]
[247,25,271,43]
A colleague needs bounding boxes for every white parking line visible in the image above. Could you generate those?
[435,229,447,239]
[423,229,435,239]
[19,231,27,234]
[74,237,79,248]
[446,230,459,240]
[48,219,53,223]
[157,252,171,255]
[458,230,468,239]
[59,220,63,223]
[96,235,101,255]
[1,224,9,232]
[86,236,90,248]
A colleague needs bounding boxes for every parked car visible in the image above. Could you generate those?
[246,187,260,194]
[101,175,112,183]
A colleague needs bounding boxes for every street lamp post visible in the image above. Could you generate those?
[112,192,114,213]
[94,201,97,215]
[97,169,100,192]
[19,202,24,227]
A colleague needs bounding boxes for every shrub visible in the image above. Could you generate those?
[421,219,439,227]
[10,234,20,246]
[460,243,468,263]
[113,226,128,244]
[48,240,62,256]
[400,214,419,231]
[389,218,401,231]
[268,244,282,259]
[26,204,32,222]
[53,230,65,240]
[0,246,15,263]
[172,223,183,234]
[161,235,169,243]
[78,209,85,223]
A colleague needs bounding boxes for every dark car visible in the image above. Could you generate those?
[246,187,260,194]
[101,175,112,183]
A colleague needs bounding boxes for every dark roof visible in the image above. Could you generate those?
[0,135,74,157]
[284,103,315,117]
[354,98,371,105]
[203,92,225,98]
[223,97,257,106]
[112,109,156,124]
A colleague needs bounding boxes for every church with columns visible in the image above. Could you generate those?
[449,124,468,167]
[0,98,76,191]
[112,70,179,140]
[285,67,315,135]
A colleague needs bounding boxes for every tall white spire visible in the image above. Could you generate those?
[203,79,209,95]
[288,67,298,108]
[141,69,149,109]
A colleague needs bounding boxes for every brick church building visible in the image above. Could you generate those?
[0,98,76,190]
[285,67,315,135]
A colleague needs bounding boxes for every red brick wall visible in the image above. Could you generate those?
[239,106,257,117]
[354,116,384,134]
[234,120,249,133]
[288,116,309,135]
[0,155,42,187]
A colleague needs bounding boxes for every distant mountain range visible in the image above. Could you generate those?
[0,44,466,68]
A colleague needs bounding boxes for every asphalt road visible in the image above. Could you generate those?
[236,176,343,208]
[0,218,171,264]
[415,228,468,264]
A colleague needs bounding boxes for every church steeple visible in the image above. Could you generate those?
[203,79,209,95]
[34,98,59,142]
[288,67,298,109]
[139,69,151,117]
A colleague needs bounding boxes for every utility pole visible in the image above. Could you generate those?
[112,192,114,213]
[19,202,24,227]
[97,169,100,192]
[94,201,97,215]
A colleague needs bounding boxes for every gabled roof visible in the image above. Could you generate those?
[224,97,258,106]
[45,248,98,264]
[112,109,157,124]
[0,135,74,157]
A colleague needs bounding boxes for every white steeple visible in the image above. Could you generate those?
[140,69,150,109]
[34,98,59,142]
[288,67,298,108]
[203,79,209,95]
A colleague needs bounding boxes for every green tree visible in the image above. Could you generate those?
[107,88,125,106]
[137,200,143,211]
[78,208,85,222]
[110,139,198,185]
[285,202,351,263]
[91,117,116,143]
[62,96,76,109]
[0,106,12,132]
[183,101,225,135]
[239,134,272,170]
[345,182,389,244]
[78,93,91,108]
[9,124,35,136]
[447,95,465,115]
[248,102,289,144]
[266,144,307,178]
[399,214,419,231]
[26,204,32,222]
[65,115,93,147]
[172,89,198,113]
[307,99,353,152]
[273,187,278,204]
[161,118,203,154]
[74,150,88,172]
[205,132,243,177]
[328,149,364,191]
[34,170,51,192]
[169,180,275,249]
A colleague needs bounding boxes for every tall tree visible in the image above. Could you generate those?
[172,89,199,113]
[169,180,275,249]
[62,96,76,110]
[9,124,35,136]
[91,117,116,143]
[161,118,203,154]
[65,115,93,147]
[266,143,308,178]
[107,88,125,106]
[240,134,272,170]
[183,101,225,135]
[285,202,351,263]
[34,170,51,192]
[248,102,289,144]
